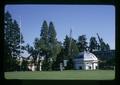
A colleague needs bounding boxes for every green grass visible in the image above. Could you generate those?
[5,70,115,80]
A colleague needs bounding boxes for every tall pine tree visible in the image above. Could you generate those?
[39,20,49,56]
[34,21,61,71]
[71,39,79,58]
[89,37,98,52]
[63,35,79,69]
[63,35,70,60]
[4,11,24,71]
[77,35,88,52]
[47,21,58,70]
[97,33,110,51]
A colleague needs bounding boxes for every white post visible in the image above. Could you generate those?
[39,62,42,71]
[32,64,35,71]
[19,16,21,56]
[60,63,63,71]
[19,16,22,71]
[40,56,44,71]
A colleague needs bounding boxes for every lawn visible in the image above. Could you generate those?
[5,70,115,80]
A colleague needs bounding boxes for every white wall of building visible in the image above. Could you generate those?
[74,61,98,70]
[93,63,98,70]
[63,60,68,67]
[74,52,98,70]
[84,62,92,70]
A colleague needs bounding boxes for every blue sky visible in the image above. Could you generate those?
[5,5,115,50]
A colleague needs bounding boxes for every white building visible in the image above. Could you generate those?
[74,51,99,70]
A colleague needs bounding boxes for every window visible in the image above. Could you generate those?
[88,66,91,69]
[96,66,98,69]
[79,66,82,70]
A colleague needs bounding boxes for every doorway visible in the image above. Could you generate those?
[79,66,82,70]
[88,66,91,70]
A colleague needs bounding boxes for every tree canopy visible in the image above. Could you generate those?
[77,35,88,52]
[4,11,24,71]
[4,11,113,71]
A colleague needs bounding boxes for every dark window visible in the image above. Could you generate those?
[96,66,98,69]
[79,55,84,58]
[88,66,91,69]
[75,55,84,59]
[79,66,82,70]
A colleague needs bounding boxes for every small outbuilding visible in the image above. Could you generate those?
[74,51,99,70]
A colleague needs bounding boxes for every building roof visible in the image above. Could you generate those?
[75,51,98,61]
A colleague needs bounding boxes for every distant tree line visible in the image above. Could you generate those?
[4,11,113,71]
